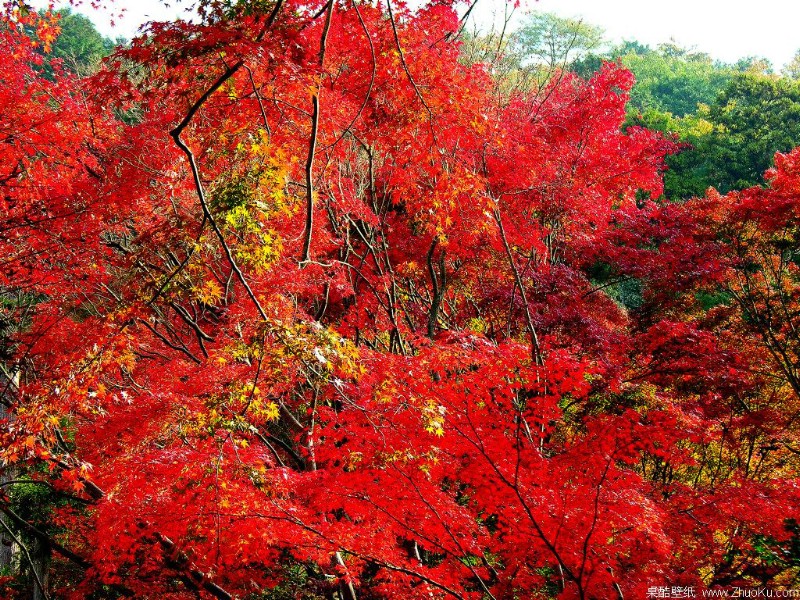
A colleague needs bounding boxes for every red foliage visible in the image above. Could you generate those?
[1,2,799,599]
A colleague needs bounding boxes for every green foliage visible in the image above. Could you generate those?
[571,36,800,199]
[513,11,606,69]
[46,9,117,75]
[740,521,800,582]
[459,11,608,94]
[8,482,56,530]
[784,50,800,80]
[662,73,800,196]
[629,106,716,198]
[703,73,800,191]
[587,261,643,311]
[619,44,734,117]
[0,289,41,362]
[695,289,732,311]
[626,69,800,198]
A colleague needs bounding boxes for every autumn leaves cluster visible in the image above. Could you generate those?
[1,1,799,599]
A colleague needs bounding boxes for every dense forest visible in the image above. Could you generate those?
[2,2,800,599]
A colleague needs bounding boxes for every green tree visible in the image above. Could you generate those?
[733,55,774,75]
[619,42,734,117]
[783,49,800,80]
[635,73,800,198]
[631,105,718,198]
[513,11,606,69]
[705,73,800,191]
[458,11,606,97]
[47,9,117,75]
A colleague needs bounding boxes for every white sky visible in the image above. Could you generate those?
[522,0,800,68]
[33,0,800,69]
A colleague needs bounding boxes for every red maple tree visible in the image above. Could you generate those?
[1,1,798,599]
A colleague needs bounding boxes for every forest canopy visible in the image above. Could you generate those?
[1,1,800,599]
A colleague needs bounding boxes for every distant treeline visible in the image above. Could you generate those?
[463,11,800,198]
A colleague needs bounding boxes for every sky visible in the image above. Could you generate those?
[33,0,800,69]
[521,0,800,68]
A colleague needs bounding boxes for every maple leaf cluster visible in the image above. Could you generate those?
[1,2,799,599]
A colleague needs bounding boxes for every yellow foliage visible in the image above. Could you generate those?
[192,279,223,305]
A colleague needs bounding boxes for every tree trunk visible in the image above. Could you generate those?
[30,538,50,600]
[0,367,19,573]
